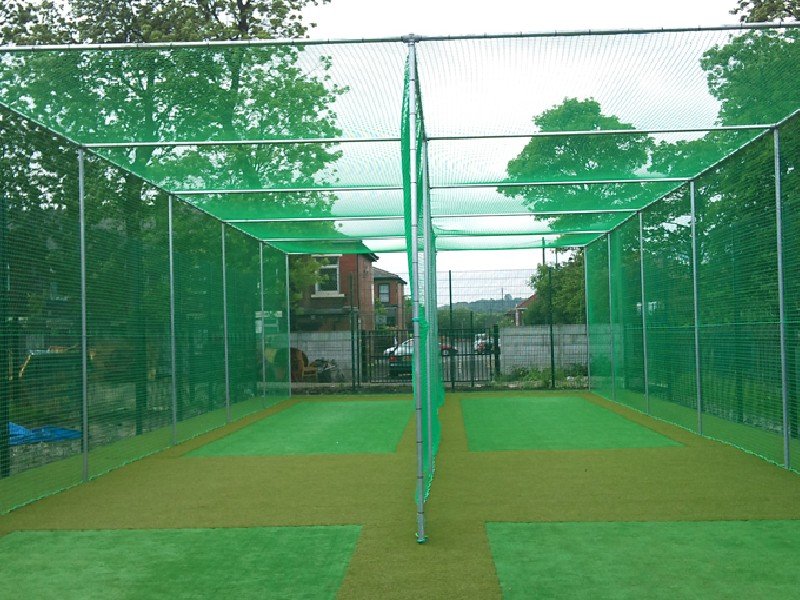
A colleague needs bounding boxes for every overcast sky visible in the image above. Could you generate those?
[301,0,741,277]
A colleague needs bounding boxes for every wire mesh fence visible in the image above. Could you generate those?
[0,107,291,513]
[586,113,800,470]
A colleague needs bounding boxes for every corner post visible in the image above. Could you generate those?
[690,180,703,434]
[774,128,790,468]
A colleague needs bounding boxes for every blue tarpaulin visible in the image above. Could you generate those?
[8,422,81,446]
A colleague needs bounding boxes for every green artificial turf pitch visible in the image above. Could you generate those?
[461,395,679,451]
[486,520,800,599]
[188,400,412,456]
[0,526,360,599]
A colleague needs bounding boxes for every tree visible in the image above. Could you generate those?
[732,1,799,22]
[0,1,336,470]
[502,98,656,234]
[523,251,586,325]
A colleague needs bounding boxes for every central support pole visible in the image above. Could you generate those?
[690,180,703,434]
[78,149,89,482]
[607,235,616,402]
[422,140,435,472]
[168,196,178,444]
[638,212,650,413]
[774,128,791,468]
[408,38,427,543]
[221,223,231,422]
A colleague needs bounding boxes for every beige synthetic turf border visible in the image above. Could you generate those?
[1,391,799,599]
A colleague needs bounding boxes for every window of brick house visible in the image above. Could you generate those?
[378,283,390,303]
[314,256,340,295]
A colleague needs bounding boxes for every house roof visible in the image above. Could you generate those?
[373,267,407,284]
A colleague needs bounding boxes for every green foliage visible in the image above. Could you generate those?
[523,251,586,325]
[732,1,799,22]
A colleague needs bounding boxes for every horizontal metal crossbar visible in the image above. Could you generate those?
[1,23,797,52]
[175,185,403,195]
[79,125,770,149]
[428,125,771,141]
[226,209,634,223]
[433,177,691,189]
[85,136,401,149]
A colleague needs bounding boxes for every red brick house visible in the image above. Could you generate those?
[373,267,406,329]
[293,254,377,331]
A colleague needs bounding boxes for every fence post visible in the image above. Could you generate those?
[259,242,266,401]
[285,254,292,399]
[493,324,501,379]
[773,128,791,468]
[583,247,591,391]
[168,196,178,444]
[690,180,703,434]
[607,235,616,402]
[221,223,231,423]
[78,148,89,482]
[638,211,650,413]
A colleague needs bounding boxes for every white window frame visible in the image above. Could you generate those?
[312,255,344,297]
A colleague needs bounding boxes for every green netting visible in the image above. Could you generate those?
[695,133,784,463]
[3,25,800,525]
[1,28,798,252]
[586,238,611,399]
[781,114,800,470]
[0,108,289,513]
[642,189,699,431]
[609,217,646,413]
[588,114,800,469]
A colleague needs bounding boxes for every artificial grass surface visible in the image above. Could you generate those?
[188,400,413,456]
[3,391,800,599]
[486,520,800,599]
[0,525,360,600]
[461,395,680,451]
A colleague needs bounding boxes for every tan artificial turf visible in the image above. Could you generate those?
[1,390,800,599]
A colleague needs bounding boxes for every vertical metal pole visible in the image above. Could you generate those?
[583,247,592,390]
[259,243,267,400]
[448,269,455,390]
[422,140,435,472]
[774,128,791,468]
[690,180,703,434]
[608,235,616,402]
[638,212,650,413]
[408,39,426,543]
[78,149,89,482]
[285,254,292,399]
[168,196,178,444]
[221,224,231,422]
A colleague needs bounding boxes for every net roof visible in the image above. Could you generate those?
[1,24,798,253]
